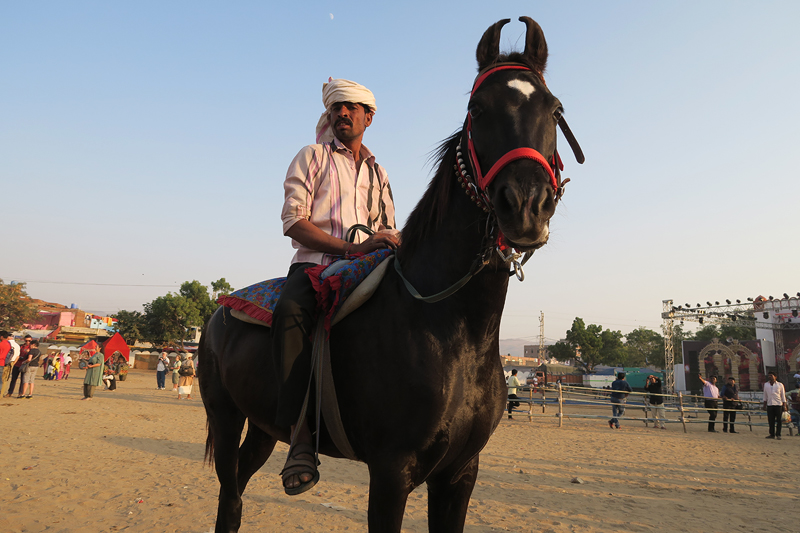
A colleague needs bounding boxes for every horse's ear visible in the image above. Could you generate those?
[476,18,510,70]
[519,16,548,75]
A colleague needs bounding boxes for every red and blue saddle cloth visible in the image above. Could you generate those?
[217,249,394,331]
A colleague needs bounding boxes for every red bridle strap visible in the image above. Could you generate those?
[476,147,556,192]
[467,64,558,193]
[471,65,531,97]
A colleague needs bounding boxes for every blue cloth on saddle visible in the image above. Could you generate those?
[217,249,393,328]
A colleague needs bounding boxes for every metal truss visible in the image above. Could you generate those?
[661,296,800,393]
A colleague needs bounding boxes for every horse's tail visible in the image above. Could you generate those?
[198,312,216,468]
[204,419,215,467]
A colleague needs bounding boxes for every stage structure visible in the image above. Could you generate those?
[662,294,800,393]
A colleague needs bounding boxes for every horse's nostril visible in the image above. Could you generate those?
[499,185,520,213]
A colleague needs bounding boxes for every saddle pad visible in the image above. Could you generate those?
[219,249,394,329]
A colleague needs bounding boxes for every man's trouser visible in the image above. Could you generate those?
[7,366,23,396]
[705,399,719,431]
[507,394,520,415]
[2,364,12,386]
[610,397,625,427]
[272,262,318,428]
[766,405,783,437]
[722,400,737,432]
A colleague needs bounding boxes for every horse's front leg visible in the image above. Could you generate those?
[367,461,414,532]
[426,455,479,533]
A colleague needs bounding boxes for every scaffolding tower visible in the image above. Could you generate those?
[662,296,800,392]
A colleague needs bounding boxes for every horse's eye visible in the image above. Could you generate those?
[468,104,482,119]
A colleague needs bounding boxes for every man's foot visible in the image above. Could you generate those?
[508,415,513,419]
[776,436,782,440]
[281,442,319,496]
[723,429,727,433]
[765,435,775,439]
[3,393,11,398]
[608,420,614,429]
[729,430,737,434]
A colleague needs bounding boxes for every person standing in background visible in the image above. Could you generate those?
[82,351,103,400]
[155,352,169,390]
[2,332,19,391]
[506,369,521,420]
[698,374,721,432]
[19,340,42,399]
[6,335,31,398]
[609,372,632,429]
[721,376,740,434]
[762,371,788,440]
[171,355,181,391]
[645,375,666,430]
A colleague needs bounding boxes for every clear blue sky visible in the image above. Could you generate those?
[2,1,799,346]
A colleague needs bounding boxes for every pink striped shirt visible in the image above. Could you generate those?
[281,138,396,266]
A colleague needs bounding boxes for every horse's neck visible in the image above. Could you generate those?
[398,147,510,319]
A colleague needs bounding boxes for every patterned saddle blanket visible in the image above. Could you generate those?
[218,249,394,331]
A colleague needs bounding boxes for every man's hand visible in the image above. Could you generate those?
[351,230,400,254]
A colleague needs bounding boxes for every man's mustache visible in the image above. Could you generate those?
[335,118,353,127]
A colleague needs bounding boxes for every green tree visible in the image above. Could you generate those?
[142,280,220,346]
[562,318,625,373]
[599,329,626,366]
[178,280,217,324]
[693,324,720,342]
[565,318,602,372]
[624,327,664,368]
[0,279,39,331]
[211,278,234,301]
[548,341,575,363]
[717,323,756,341]
[111,310,146,344]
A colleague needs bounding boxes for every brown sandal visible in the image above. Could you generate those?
[280,442,320,496]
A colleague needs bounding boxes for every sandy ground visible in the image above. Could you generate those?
[1,370,798,533]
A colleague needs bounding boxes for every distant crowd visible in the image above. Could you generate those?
[0,331,195,401]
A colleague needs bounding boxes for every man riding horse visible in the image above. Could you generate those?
[273,78,400,495]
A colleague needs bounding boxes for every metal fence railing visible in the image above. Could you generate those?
[508,384,795,435]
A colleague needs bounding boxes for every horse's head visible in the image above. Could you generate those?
[463,17,582,253]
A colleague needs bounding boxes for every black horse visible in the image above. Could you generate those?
[199,17,580,533]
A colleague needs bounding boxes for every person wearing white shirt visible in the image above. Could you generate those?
[698,374,721,432]
[507,369,522,419]
[762,371,788,440]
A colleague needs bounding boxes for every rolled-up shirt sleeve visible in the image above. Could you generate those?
[281,146,319,235]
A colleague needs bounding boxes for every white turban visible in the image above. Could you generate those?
[315,78,377,143]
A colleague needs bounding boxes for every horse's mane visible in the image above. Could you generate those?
[399,131,460,260]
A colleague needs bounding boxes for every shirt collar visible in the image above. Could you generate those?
[331,138,376,164]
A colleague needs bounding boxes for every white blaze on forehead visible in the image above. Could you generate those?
[507,79,535,98]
